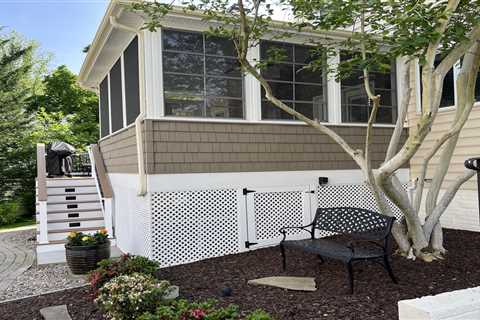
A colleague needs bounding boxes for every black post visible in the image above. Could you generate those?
[464,157,480,219]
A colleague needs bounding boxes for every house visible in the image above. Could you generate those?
[408,61,480,233]
[38,0,458,266]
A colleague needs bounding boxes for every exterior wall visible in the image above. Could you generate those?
[143,120,407,174]
[99,125,138,173]
[408,64,480,231]
[109,173,151,258]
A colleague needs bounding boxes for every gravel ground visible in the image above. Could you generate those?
[0,229,87,302]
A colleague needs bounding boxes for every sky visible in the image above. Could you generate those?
[0,0,109,74]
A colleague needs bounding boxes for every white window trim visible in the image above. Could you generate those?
[245,43,261,121]
[416,59,464,114]
[327,50,342,124]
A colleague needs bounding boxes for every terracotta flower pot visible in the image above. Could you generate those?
[65,240,111,274]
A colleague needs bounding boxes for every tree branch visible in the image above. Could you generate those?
[385,60,411,162]
[423,169,475,239]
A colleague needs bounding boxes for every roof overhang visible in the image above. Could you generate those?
[78,1,356,90]
[78,1,144,90]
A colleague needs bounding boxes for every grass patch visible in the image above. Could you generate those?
[0,216,36,231]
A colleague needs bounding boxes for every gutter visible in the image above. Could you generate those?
[109,15,147,197]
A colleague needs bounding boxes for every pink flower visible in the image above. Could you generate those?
[190,308,207,319]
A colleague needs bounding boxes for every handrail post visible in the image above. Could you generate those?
[89,144,114,238]
[36,144,48,244]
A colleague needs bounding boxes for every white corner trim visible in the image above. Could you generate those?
[145,29,164,118]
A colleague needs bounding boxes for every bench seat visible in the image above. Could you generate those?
[282,238,385,262]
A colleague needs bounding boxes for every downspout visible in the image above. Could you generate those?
[109,16,147,196]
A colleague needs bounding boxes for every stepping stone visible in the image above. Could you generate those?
[40,305,72,320]
[248,276,317,291]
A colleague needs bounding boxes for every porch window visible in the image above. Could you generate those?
[419,56,456,110]
[260,41,328,121]
[340,53,397,124]
[99,76,110,138]
[162,29,244,119]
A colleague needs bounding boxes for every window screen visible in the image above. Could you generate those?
[162,29,243,119]
[99,76,110,138]
[109,58,124,132]
[340,53,397,124]
[124,36,140,125]
[260,41,328,121]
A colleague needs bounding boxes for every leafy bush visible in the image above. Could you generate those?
[95,273,171,320]
[138,300,272,320]
[0,201,21,225]
[89,254,160,296]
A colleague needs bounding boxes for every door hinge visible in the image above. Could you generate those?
[243,188,256,195]
[305,190,315,194]
[245,241,258,249]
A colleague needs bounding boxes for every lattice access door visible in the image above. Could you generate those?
[245,186,315,248]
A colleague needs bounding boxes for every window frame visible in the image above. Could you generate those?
[339,51,399,125]
[148,26,401,128]
[161,28,246,120]
[259,40,329,122]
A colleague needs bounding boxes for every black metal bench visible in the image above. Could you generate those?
[279,207,397,294]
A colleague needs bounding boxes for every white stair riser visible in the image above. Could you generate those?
[46,230,100,242]
[46,178,95,188]
[48,194,99,203]
[47,202,102,212]
[48,219,104,231]
[44,186,98,195]
[46,210,103,221]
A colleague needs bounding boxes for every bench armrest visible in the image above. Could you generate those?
[279,223,314,242]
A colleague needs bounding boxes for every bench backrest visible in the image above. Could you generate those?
[312,207,394,236]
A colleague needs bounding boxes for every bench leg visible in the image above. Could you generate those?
[280,244,286,271]
[317,255,325,264]
[346,261,354,294]
[383,256,398,284]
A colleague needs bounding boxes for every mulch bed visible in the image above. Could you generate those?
[2,229,480,320]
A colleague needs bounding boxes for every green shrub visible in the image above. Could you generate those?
[95,273,171,320]
[89,254,160,296]
[0,201,21,225]
[138,300,272,320]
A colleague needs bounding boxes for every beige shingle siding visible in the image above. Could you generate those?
[99,119,407,175]
[408,65,480,191]
[99,126,138,173]
[145,120,407,174]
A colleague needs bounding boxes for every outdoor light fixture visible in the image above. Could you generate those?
[319,177,329,185]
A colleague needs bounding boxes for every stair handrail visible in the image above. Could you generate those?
[36,143,48,244]
[88,144,114,237]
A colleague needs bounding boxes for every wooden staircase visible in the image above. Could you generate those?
[35,144,116,264]
[36,177,105,243]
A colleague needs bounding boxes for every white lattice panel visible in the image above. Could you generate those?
[317,184,405,219]
[151,189,239,267]
[253,191,305,241]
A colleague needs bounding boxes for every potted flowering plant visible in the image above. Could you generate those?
[65,228,110,274]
